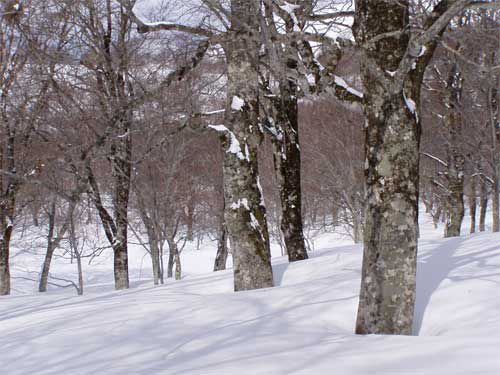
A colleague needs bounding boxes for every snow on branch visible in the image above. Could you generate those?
[117,0,213,38]
[421,152,448,167]
[208,125,249,161]
[334,75,363,99]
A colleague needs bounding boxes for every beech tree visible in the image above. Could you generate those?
[352,0,498,334]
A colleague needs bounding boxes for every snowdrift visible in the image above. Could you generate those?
[1,216,499,374]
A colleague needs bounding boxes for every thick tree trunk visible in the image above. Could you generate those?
[271,92,308,262]
[444,63,465,238]
[219,0,273,292]
[354,0,420,335]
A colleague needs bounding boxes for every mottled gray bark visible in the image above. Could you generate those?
[354,0,419,335]
[444,63,464,238]
[262,2,308,263]
[220,0,273,291]
[270,92,308,262]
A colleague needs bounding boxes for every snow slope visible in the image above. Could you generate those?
[1,214,499,374]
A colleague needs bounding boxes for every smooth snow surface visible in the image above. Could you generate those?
[1,214,499,374]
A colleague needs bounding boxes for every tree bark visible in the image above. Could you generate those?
[479,178,488,232]
[271,92,308,262]
[135,191,161,285]
[0,216,13,296]
[353,0,420,335]
[469,176,477,234]
[492,175,499,232]
[219,0,273,291]
[214,207,228,271]
[444,63,465,238]
[0,134,18,295]
[39,201,57,293]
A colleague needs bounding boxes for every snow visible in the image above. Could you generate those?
[404,91,418,121]
[230,198,250,211]
[334,75,363,98]
[231,96,245,111]
[208,124,247,161]
[418,45,427,57]
[1,211,499,374]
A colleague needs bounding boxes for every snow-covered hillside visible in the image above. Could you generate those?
[1,213,499,374]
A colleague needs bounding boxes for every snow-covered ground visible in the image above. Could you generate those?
[1,212,499,374]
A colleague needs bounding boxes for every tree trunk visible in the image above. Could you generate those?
[271,87,308,262]
[354,0,421,335]
[353,213,363,244]
[167,249,174,279]
[492,175,499,232]
[186,196,195,241]
[444,63,465,238]
[0,219,13,296]
[469,177,477,234]
[135,192,161,285]
[214,211,228,271]
[111,122,131,290]
[479,178,488,232]
[220,0,273,292]
[0,136,18,295]
[39,201,57,293]
[76,250,84,296]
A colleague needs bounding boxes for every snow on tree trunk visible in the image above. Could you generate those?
[444,63,465,238]
[353,0,420,335]
[271,86,308,262]
[220,0,273,291]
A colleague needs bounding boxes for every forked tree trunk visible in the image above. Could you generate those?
[354,0,420,335]
[135,192,161,285]
[220,0,273,291]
